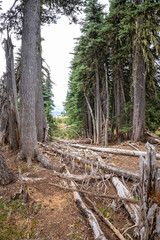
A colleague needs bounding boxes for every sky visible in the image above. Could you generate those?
[0,0,109,113]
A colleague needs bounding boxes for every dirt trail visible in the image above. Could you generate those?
[1,140,159,240]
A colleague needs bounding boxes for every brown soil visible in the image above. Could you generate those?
[1,141,159,240]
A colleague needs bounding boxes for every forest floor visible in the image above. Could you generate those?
[1,140,160,240]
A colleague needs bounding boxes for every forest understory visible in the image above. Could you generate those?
[1,139,160,240]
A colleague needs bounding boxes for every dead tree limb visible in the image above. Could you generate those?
[47,147,139,182]
[112,177,140,226]
[39,143,139,182]
[50,183,139,204]
[63,166,107,240]
[139,143,160,239]
[84,195,127,240]
[144,129,160,144]
[52,171,111,182]
[71,144,160,160]
[37,152,65,172]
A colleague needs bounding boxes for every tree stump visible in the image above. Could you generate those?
[139,143,160,239]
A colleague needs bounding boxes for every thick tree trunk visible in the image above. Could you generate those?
[0,151,16,186]
[35,27,47,142]
[0,89,9,145]
[132,17,145,142]
[20,0,40,161]
[4,34,19,149]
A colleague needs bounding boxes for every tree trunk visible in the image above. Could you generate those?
[84,93,96,143]
[4,34,19,149]
[20,0,40,161]
[0,151,16,186]
[95,61,101,144]
[0,85,9,145]
[114,67,121,143]
[132,17,145,142]
[104,63,109,146]
[35,27,47,142]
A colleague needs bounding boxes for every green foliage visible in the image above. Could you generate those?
[98,204,113,222]
[0,198,40,240]
[53,117,82,139]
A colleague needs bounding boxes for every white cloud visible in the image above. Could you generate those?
[0,0,109,108]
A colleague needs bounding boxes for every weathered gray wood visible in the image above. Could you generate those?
[112,177,139,226]
[3,33,19,149]
[0,151,16,185]
[85,195,127,240]
[42,145,140,182]
[139,143,160,239]
[37,152,64,172]
[71,144,160,159]
[64,166,107,240]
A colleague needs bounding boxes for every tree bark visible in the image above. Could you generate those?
[4,34,19,149]
[35,26,47,142]
[95,61,101,144]
[84,93,96,143]
[20,0,40,161]
[0,151,16,186]
[104,63,109,146]
[132,16,146,142]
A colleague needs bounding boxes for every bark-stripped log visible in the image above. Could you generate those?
[52,171,111,182]
[112,177,139,226]
[144,129,160,144]
[51,183,139,204]
[37,152,65,172]
[85,195,127,240]
[139,143,160,239]
[42,145,139,182]
[64,167,107,240]
[71,144,160,160]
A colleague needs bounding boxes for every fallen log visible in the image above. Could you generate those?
[52,171,111,182]
[50,183,139,204]
[46,147,139,182]
[64,166,107,240]
[70,144,160,160]
[37,152,65,172]
[112,177,139,227]
[84,195,127,240]
[144,129,160,144]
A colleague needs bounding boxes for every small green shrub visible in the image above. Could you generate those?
[0,198,40,240]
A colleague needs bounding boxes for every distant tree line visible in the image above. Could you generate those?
[65,0,160,144]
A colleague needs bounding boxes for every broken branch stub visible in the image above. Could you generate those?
[139,143,160,240]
